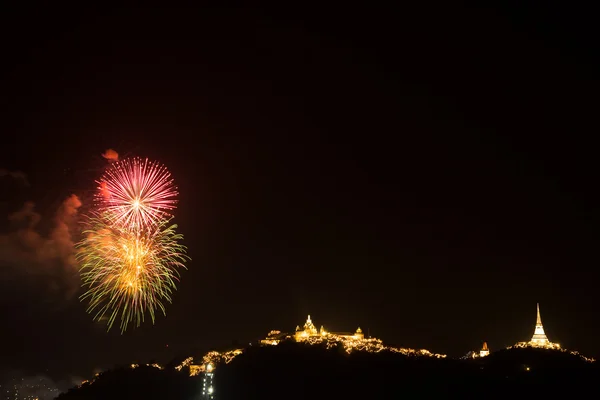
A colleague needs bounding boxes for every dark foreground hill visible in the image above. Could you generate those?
[57,343,598,400]
[216,343,598,399]
[55,365,200,400]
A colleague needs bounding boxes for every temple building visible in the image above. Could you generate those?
[259,315,446,358]
[261,315,365,346]
[479,342,489,357]
[294,315,364,342]
[515,303,560,349]
[462,341,490,359]
[261,330,287,345]
[530,303,550,345]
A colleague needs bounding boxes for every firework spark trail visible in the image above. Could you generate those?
[78,213,189,332]
[96,158,178,231]
[78,155,189,333]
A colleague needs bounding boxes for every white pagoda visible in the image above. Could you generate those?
[530,303,550,346]
[515,303,560,349]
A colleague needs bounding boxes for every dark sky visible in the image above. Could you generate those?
[1,4,599,380]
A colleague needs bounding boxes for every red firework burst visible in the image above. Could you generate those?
[96,157,178,230]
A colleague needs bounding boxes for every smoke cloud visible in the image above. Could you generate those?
[0,168,30,187]
[102,148,119,162]
[0,195,82,299]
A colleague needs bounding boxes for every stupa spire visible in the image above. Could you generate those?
[303,315,317,335]
[530,303,549,345]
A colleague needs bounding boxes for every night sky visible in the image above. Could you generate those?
[1,4,599,381]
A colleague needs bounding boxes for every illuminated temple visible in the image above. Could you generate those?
[462,341,490,359]
[480,342,489,357]
[265,315,364,344]
[514,303,560,349]
[261,315,446,358]
[261,315,364,345]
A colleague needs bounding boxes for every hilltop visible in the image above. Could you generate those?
[56,341,598,400]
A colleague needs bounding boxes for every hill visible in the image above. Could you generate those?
[55,364,199,400]
[56,343,598,400]
[215,342,598,399]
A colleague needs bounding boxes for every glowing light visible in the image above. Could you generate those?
[261,315,446,358]
[96,157,178,231]
[79,156,188,332]
[507,342,595,362]
[77,213,189,333]
[175,357,194,372]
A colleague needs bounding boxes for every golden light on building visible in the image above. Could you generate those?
[507,303,595,362]
[262,315,445,358]
[175,349,245,376]
[177,315,446,377]
[513,303,561,350]
[189,365,202,376]
[291,315,364,343]
[479,342,490,357]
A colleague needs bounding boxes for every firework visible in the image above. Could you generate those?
[79,155,188,332]
[78,212,189,332]
[96,157,178,231]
